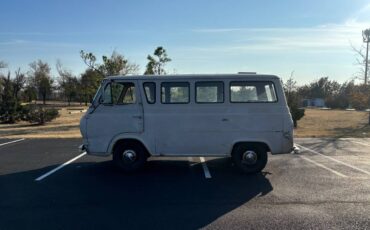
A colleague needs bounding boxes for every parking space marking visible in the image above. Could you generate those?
[199,157,212,179]
[296,144,370,176]
[351,140,370,147]
[300,156,347,178]
[35,152,86,181]
[0,138,25,147]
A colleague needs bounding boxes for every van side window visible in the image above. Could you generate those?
[143,82,156,104]
[119,83,136,104]
[230,81,277,103]
[195,81,224,103]
[103,82,136,104]
[161,82,189,104]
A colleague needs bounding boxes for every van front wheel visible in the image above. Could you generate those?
[232,144,268,174]
[113,143,147,172]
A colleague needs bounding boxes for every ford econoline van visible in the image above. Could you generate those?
[79,74,294,174]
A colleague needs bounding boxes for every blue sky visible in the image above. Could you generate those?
[1,0,370,84]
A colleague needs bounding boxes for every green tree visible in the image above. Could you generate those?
[29,60,53,105]
[298,77,340,99]
[57,62,79,105]
[144,46,171,75]
[80,50,139,77]
[298,77,343,110]
[325,81,354,109]
[12,68,26,99]
[21,105,59,125]
[0,72,19,123]
[80,69,103,105]
[0,61,6,96]
[23,84,37,103]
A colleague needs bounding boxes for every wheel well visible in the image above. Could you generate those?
[231,142,271,155]
[112,139,151,157]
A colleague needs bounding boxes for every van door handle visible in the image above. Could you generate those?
[222,118,229,122]
[132,115,142,119]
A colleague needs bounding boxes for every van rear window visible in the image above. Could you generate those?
[161,82,190,104]
[230,81,277,103]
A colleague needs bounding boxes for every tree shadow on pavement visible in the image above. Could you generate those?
[332,124,370,138]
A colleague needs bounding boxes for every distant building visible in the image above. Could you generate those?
[302,98,326,107]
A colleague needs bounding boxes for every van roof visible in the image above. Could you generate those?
[105,74,280,81]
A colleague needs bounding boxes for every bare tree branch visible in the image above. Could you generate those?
[350,42,369,82]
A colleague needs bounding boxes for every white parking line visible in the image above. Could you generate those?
[0,138,25,147]
[351,140,370,147]
[300,155,347,178]
[35,152,86,181]
[296,144,370,176]
[199,157,212,179]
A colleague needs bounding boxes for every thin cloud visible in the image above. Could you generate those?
[189,18,370,54]
[0,39,81,48]
[0,39,29,45]
[348,2,370,22]
[0,30,146,37]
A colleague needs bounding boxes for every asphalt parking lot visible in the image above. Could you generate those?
[0,138,369,229]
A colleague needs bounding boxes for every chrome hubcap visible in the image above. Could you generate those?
[242,151,258,165]
[122,150,137,163]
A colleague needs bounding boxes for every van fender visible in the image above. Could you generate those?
[107,133,154,156]
[230,139,273,155]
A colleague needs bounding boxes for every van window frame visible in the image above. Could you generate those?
[102,81,137,105]
[229,81,279,103]
[143,82,156,104]
[160,82,190,104]
[101,82,113,105]
[195,81,224,104]
[117,82,136,105]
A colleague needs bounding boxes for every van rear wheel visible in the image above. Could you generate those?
[232,144,268,174]
[113,143,147,172]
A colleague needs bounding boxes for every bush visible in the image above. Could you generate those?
[285,91,305,128]
[290,107,305,128]
[0,99,19,123]
[21,105,59,125]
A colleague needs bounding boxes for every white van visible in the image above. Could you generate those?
[79,74,294,174]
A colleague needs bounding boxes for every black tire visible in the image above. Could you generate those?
[232,144,268,174]
[113,142,148,172]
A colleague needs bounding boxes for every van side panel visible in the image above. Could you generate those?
[148,78,289,156]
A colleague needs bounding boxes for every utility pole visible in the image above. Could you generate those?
[363,29,370,85]
[362,29,370,124]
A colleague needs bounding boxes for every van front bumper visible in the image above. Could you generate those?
[78,144,110,157]
[79,144,88,153]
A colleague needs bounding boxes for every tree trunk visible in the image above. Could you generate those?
[365,41,369,85]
